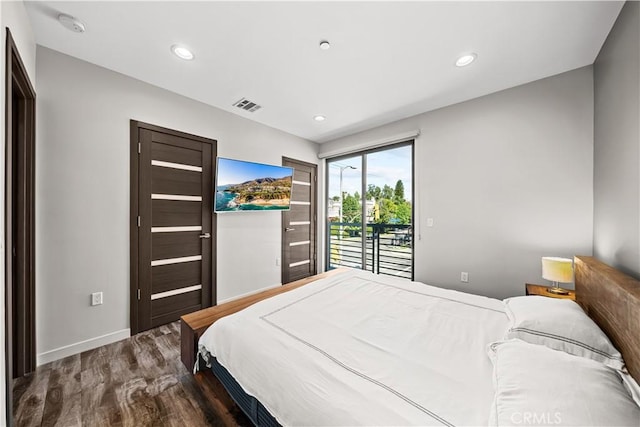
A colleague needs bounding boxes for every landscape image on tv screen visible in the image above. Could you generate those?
[215,157,294,212]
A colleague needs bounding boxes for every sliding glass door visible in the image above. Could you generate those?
[327,156,363,270]
[326,142,413,279]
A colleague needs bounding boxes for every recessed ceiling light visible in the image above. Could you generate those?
[314,115,326,122]
[171,44,195,61]
[58,14,86,33]
[319,40,331,50]
[455,53,477,67]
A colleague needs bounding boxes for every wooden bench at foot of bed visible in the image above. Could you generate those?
[180,268,347,370]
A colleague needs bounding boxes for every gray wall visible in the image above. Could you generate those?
[0,0,36,417]
[593,1,640,278]
[322,67,595,299]
[35,47,318,362]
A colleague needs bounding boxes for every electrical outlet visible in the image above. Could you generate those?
[461,272,469,283]
[426,218,434,227]
[91,292,103,306]
[276,257,281,266]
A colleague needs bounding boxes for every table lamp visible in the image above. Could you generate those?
[541,257,573,295]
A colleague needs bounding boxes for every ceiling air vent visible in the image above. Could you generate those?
[233,98,262,113]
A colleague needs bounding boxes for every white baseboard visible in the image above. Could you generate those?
[216,283,281,305]
[37,284,284,366]
[37,328,130,366]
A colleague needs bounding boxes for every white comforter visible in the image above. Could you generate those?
[198,269,508,426]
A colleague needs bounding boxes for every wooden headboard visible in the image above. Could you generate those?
[575,256,640,381]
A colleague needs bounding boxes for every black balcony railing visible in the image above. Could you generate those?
[328,222,413,280]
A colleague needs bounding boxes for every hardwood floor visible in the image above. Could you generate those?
[12,322,250,427]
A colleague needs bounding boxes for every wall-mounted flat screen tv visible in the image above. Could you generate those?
[215,157,294,212]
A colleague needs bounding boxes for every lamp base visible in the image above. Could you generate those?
[546,287,570,296]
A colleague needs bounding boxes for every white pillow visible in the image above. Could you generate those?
[488,339,640,427]
[503,296,624,370]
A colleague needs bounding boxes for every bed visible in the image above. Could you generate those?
[189,256,640,426]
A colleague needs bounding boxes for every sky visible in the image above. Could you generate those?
[217,157,293,186]
[327,144,413,202]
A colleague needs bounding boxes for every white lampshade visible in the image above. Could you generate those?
[541,257,573,283]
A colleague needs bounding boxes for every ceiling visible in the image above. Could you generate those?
[25,1,623,143]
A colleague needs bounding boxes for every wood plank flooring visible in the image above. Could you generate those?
[12,322,250,427]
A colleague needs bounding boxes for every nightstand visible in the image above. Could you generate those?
[525,283,576,301]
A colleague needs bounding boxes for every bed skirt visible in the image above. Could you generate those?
[199,354,282,427]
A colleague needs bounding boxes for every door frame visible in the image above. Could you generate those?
[5,28,37,423]
[281,157,317,284]
[129,120,217,334]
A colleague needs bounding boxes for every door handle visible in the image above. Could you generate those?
[285,228,295,232]
[199,233,211,239]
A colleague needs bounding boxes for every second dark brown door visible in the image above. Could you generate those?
[131,121,216,333]
[282,157,317,283]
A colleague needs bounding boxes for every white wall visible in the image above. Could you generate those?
[593,1,640,278]
[322,67,594,299]
[35,46,318,363]
[0,1,36,422]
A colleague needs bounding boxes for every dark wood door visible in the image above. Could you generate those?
[131,121,216,333]
[5,28,36,391]
[281,158,317,284]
